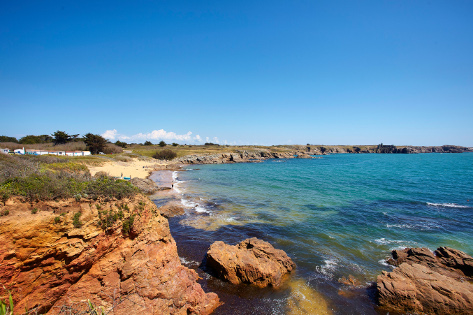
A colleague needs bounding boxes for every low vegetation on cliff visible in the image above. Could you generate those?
[0,154,137,203]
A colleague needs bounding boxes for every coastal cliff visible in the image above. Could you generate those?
[0,194,220,314]
[175,144,472,165]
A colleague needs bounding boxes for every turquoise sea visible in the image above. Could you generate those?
[163,153,473,314]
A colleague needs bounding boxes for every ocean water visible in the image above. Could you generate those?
[163,153,473,314]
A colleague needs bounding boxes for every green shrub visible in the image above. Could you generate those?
[54,216,61,224]
[31,207,39,214]
[152,149,177,161]
[1,190,9,205]
[73,212,82,228]
[0,155,138,202]
[85,177,138,200]
[0,209,9,216]
[98,208,127,229]
[122,215,135,234]
[96,204,101,210]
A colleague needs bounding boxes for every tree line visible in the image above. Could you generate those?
[0,131,183,155]
[0,131,112,155]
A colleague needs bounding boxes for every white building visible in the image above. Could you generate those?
[14,148,25,155]
[0,148,9,154]
[17,148,91,156]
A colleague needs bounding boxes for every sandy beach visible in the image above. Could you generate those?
[88,158,168,179]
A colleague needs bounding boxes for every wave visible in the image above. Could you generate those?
[314,259,338,279]
[179,256,199,267]
[172,171,184,193]
[426,202,471,209]
[378,259,392,267]
[181,198,211,214]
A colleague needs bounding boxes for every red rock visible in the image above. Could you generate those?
[378,247,473,314]
[205,237,295,288]
[0,195,220,314]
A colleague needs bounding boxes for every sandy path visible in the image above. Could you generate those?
[88,159,168,179]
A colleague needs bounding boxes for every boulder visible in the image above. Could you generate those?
[377,247,473,314]
[159,202,186,218]
[205,237,295,288]
[130,178,158,194]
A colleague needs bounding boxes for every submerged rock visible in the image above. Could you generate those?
[205,237,295,288]
[377,247,473,314]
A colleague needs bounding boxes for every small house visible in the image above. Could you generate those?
[65,151,75,157]
[14,148,25,155]
[0,148,9,154]
[82,151,91,156]
[26,149,40,155]
[56,151,66,156]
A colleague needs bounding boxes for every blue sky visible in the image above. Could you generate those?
[1,1,472,146]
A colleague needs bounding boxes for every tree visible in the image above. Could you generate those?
[172,143,178,146]
[158,140,166,147]
[115,140,127,148]
[52,131,71,145]
[0,136,18,143]
[144,141,153,146]
[19,135,52,144]
[84,133,107,154]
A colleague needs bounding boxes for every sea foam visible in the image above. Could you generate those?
[427,202,470,209]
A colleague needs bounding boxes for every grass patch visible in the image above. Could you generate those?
[43,162,89,173]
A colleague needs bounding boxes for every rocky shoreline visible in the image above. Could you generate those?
[2,158,473,314]
[175,144,473,165]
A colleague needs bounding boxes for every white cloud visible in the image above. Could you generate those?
[213,137,220,144]
[102,129,203,143]
[101,129,118,140]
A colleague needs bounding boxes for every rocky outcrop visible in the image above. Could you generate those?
[205,237,295,288]
[0,195,219,314]
[176,145,473,165]
[176,150,296,164]
[130,177,158,194]
[158,201,186,218]
[377,247,473,314]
